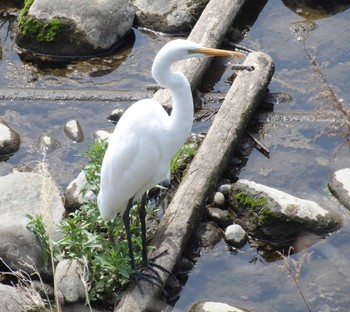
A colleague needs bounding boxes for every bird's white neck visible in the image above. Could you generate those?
[152,59,194,152]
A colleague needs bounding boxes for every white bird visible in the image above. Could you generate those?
[97,39,244,289]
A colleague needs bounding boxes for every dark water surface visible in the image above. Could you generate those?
[174,0,350,311]
[1,0,350,311]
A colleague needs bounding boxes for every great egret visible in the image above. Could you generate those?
[97,39,244,290]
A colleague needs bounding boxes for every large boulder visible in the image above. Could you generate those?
[0,172,65,279]
[16,0,135,59]
[229,179,342,244]
[132,0,209,33]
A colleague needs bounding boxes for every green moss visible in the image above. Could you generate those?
[18,0,63,43]
[234,191,278,226]
[235,192,268,210]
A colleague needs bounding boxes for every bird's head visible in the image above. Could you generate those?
[155,39,245,63]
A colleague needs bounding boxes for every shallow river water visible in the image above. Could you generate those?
[1,0,350,311]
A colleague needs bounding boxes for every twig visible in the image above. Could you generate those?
[245,130,270,158]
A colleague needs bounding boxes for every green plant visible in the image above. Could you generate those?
[26,214,52,266]
[27,139,152,305]
[170,135,200,183]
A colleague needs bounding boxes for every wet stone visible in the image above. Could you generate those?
[229,179,342,244]
[225,224,247,248]
[289,20,317,42]
[193,222,222,249]
[218,184,231,196]
[0,118,20,160]
[37,134,61,155]
[212,191,225,207]
[107,108,124,123]
[64,119,84,143]
[328,168,350,211]
[189,301,252,312]
[207,207,232,228]
[94,129,112,142]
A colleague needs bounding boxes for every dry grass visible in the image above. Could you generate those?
[276,247,312,312]
[0,257,46,311]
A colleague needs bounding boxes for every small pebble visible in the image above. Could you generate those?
[225,224,247,248]
[213,191,225,207]
[207,207,232,228]
[107,108,124,123]
[218,184,231,196]
[64,119,84,142]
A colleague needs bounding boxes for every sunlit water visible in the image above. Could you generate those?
[1,0,350,311]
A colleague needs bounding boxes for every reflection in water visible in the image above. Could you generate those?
[282,0,350,19]
[27,30,136,80]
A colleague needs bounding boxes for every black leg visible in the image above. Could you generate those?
[123,197,136,271]
[123,196,166,295]
[138,193,177,284]
[139,193,148,262]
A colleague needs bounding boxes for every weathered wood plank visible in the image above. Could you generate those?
[116,50,274,311]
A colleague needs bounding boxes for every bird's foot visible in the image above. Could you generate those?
[133,250,178,296]
[132,269,166,296]
[141,250,176,281]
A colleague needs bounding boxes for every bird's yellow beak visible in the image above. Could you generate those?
[190,47,245,57]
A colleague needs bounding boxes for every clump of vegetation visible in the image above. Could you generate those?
[27,140,148,305]
[235,191,268,211]
[170,134,202,184]
[18,0,63,43]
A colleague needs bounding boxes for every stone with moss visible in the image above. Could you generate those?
[15,0,135,60]
[229,179,342,245]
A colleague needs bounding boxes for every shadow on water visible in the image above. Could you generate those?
[1,0,350,311]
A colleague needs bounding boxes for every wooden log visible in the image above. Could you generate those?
[116,50,274,311]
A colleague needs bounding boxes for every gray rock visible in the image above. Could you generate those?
[107,108,124,123]
[0,172,65,278]
[55,259,87,303]
[37,134,61,155]
[328,168,350,210]
[0,283,45,312]
[16,0,135,58]
[229,179,342,244]
[207,207,232,228]
[132,0,209,33]
[212,191,225,207]
[189,301,251,312]
[193,222,222,249]
[64,170,94,211]
[94,130,112,142]
[218,184,231,196]
[224,224,247,248]
[64,119,84,143]
[0,118,20,159]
